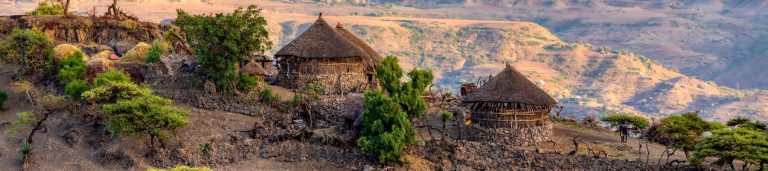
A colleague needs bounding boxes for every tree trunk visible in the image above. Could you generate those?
[27,112,50,144]
[63,0,71,15]
[683,150,690,161]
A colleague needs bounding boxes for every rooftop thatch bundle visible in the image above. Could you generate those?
[275,14,365,59]
[334,23,383,71]
[463,64,557,107]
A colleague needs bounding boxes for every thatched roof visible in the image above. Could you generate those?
[275,14,366,59]
[463,64,557,106]
[243,59,269,76]
[335,23,383,70]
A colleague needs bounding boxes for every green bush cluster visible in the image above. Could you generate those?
[653,112,724,159]
[27,1,64,16]
[237,73,260,92]
[691,127,768,169]
[358,55,434,163]
[0,29,55,77]
[145,40,167,64]
[83,70,188,147]
[258,86,279,103]
[58,51,89,99]
[174,5,272,92]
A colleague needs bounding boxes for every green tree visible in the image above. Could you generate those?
[656,111,724,160]
[102,95,189,148]
[57,51,86,86]
[358,55,434,163]
[691,128,768,170]
[0,29,54,78]
[174,5,272,92]
[81,81,152,104]
[601,113,649,143]
[27,1,64,16]
[0,89,7,110]
[357,91,415,163]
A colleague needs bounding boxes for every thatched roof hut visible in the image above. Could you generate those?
[462,64,557,128]
[242,59,269,76]
[274,13,380,94]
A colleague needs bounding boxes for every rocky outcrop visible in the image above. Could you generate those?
[0,15,162,54]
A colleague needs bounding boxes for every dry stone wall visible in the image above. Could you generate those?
[467,124,552,146]
[276,72,370,94]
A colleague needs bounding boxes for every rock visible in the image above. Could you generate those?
[363,165,372,171]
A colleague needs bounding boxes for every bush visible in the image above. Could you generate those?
[175,5,272,91]
[258,86,279,103]
[0,29,54,77]
[691,128,768,169]
[65,80,89,99]
[0,89,7,109]
[236,73,260,92]
[27,1,64,16]
[21,139,31,159]
[103,94,188,147]
[601,113,649,143]
[146,40,167,64]
[357,91,415,163]
[57,51,87,85]
[92,70,132,87]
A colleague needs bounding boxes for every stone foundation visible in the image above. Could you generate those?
[276,72,371,94]
[467,124,552,147]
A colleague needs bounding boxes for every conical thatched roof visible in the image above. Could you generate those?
[243,59,269,76]
[275,14,366,59]
[463,64,557,106]
[335,23,383,70]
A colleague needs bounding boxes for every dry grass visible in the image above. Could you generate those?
[119,42,151,63]
[53,44,90,61]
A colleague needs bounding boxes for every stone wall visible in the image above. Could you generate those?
[466,124,552,147]
[276,72,371,94]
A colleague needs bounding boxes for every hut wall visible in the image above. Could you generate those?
[276,57,375,93]
[468,104,551,128]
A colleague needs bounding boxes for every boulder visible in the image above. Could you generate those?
[119,42,151,63]
[53,44,90,61]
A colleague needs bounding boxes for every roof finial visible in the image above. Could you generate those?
[319,12,323,19]
[336,22,342,28]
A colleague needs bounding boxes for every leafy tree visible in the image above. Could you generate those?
[27,1,64,16]
[691,128,768,170]
[656,111,724,160]
[64,80,89,99]
[0,29,54,78]
[57,51,86,86]
[102,94,189,148]
[727,116,767,131]
[357,91,415,163]
[358,55,434,163]
[0,89,7,110]
[601,113,649,143]
[174,5,272,92]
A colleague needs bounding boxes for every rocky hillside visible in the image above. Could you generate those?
[2,0,765,121]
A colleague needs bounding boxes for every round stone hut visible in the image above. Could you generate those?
[462,64,557,146]
[274,14,382,94]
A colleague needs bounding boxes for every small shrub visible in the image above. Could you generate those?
[20,139,31,159]
[65,80,89,99]
[92,70,132,87]
[27,2,64,16]
[443,92,452,98]
[13,112,36,125]
[102,95,189,147]
[357,91,416,163]
[146,40,167,64]
[199,139,213,154]
[82,82,152,104]
[0,89,7,109]
[0,29,55,77]
[236,73,260,92]
[258,87,279,103]
[57,51,87,85]
[441,112,453,122]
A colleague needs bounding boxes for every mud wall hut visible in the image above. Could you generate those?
[462,64,557,128]
[274,14,382,94]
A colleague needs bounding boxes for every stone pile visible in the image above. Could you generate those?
[467,124,553,146]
